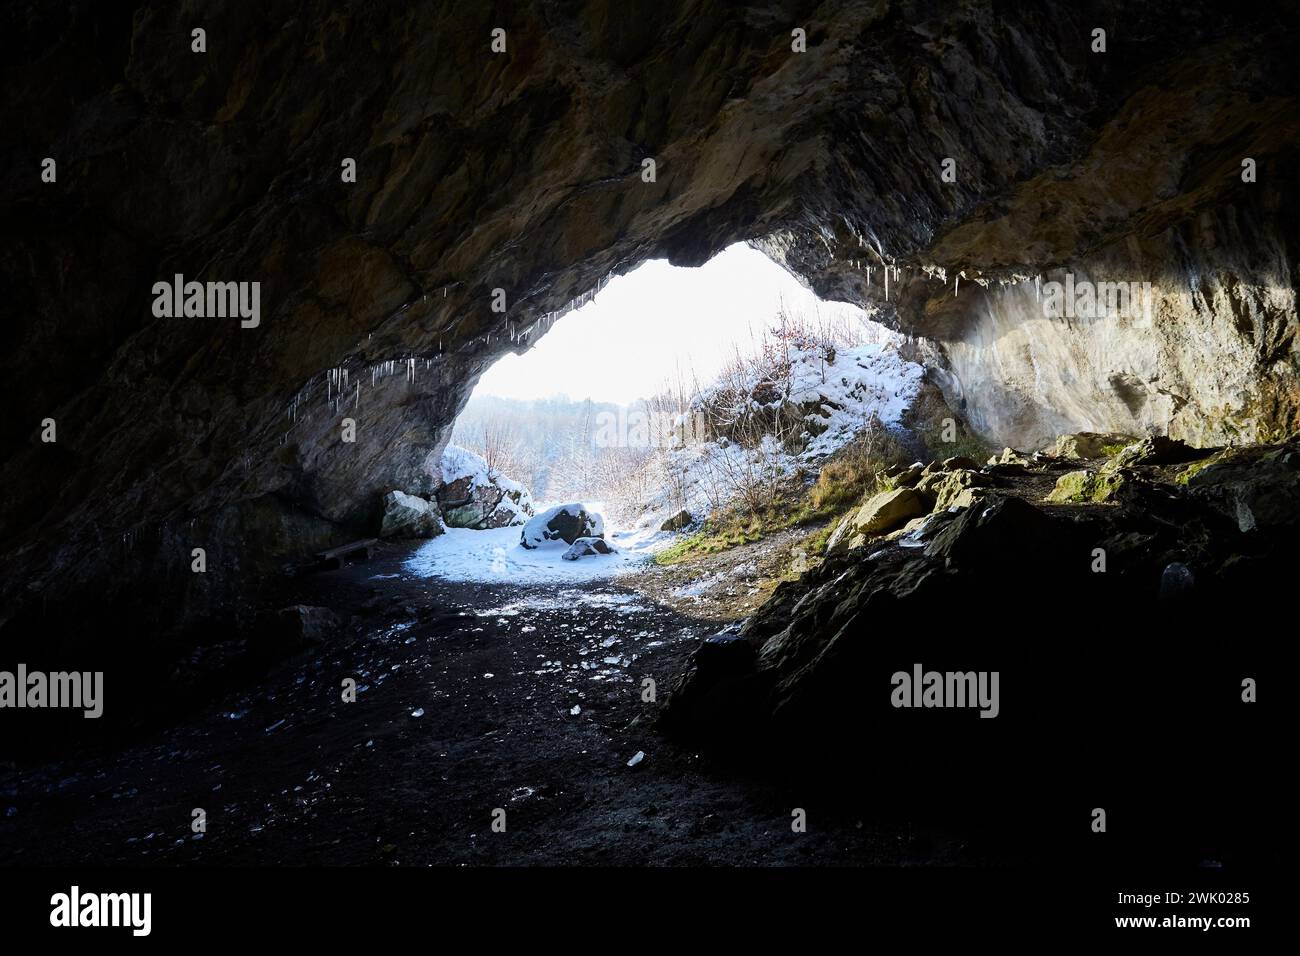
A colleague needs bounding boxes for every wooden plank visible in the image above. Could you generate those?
[316,538,379,562]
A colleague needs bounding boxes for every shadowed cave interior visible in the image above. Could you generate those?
[0,0,1293,867]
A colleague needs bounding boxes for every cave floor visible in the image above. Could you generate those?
[1,544,1012,867]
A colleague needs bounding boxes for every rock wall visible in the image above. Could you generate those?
[1,1,1297,643]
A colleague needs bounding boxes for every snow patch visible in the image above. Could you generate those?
[405,521,666,583]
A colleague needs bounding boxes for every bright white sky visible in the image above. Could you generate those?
[473,242,877,405]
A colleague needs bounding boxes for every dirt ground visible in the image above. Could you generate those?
[630,525,815,620]
[0,540,1009,867]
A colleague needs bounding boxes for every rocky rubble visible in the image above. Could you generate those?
[661,434,1300,786]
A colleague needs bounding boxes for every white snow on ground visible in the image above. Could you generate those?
[671,572,724,599]
[405,519,666,583]
[476,590,651,617]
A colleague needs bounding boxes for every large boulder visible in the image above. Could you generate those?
[920,468,991,510]
[1108,435,1213,470]
[379,490,443,539]
[987,447,1032,467]
[660,509,695,532]
[824,487,930,556]
[521,504,605,549]
[847,487,931,536]
[1045,468,1127,504]
[1182,441,1300,532]
[881,462,924,489]
[1044,432,1136,460]
[435,445,534,529]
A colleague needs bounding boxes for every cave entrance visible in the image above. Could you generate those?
[410,242,918,584]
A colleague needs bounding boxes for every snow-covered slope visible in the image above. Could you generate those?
[782,342,924,456]
[638,342,924,530]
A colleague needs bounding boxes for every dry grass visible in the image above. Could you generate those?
[809,417,910,512]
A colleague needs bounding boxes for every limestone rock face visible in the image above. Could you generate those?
[1,1,1297,655]
[379,491,443,539]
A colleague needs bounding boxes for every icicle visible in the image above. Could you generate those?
[884,266,889,301]
[955,274,959,297]
[355,381,359,409]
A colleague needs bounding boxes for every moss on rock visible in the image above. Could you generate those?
[1045,468,1126,503]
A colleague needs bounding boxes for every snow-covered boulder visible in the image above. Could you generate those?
[435,445,534,529]
[379,490,444,539]
[520,504,605,549]
[561,536,616,560]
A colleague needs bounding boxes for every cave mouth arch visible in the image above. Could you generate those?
[437,240,910,541]
[0,4,1293,883]
[1,0,1296,736]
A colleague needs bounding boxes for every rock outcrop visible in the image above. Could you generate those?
[661,439,1300,808]
[659,510,695,533]
[378,490,443,539]
[435,445,534,530]
[1044,433,1136,461]
[826,487,930,554]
